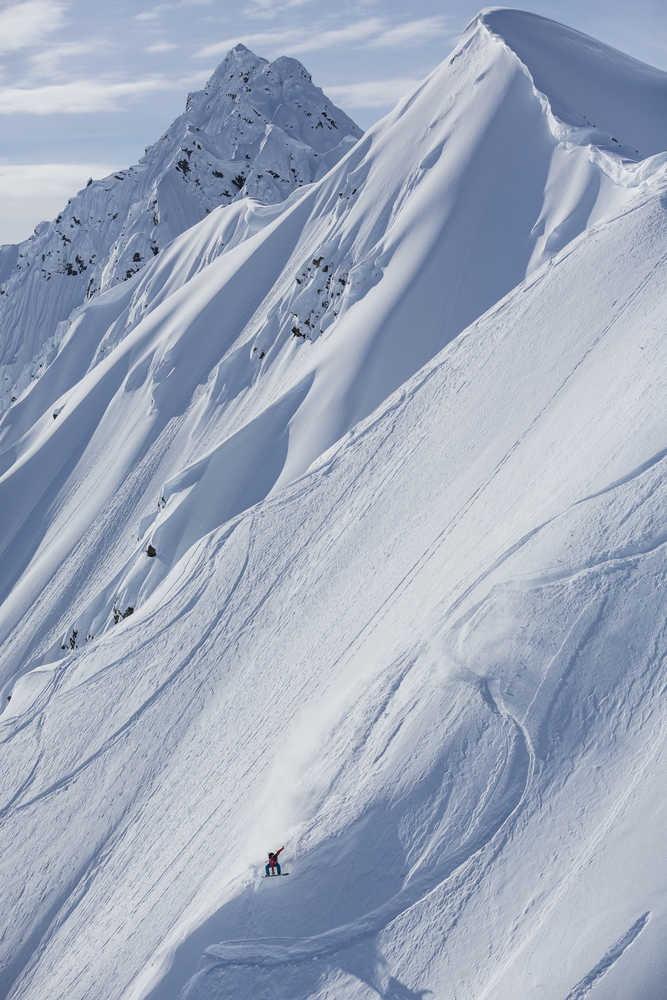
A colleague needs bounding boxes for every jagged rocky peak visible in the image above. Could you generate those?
[186,44,267,109]
[182,43,359,154]
[196,42,313,97]
[0,45,362,413]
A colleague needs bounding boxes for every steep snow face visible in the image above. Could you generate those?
[0,9,665,1000]
[481,8,667,157]
[1,6,665,672]
[1,194,665,1000]
[0,44,361,413]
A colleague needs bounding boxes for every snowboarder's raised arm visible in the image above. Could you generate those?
[276,846,284,856]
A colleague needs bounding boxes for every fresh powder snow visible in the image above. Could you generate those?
[0,9,665,1000]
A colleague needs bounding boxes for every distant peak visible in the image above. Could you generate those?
[220,42,265,67]
[269,55,312,84]
[188,44,327,116]
[198,44,268,96]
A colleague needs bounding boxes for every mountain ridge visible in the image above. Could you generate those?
[458,8,667,194]
[0,10,665,1000]
[0,47,361,414]
[1,6,664,665]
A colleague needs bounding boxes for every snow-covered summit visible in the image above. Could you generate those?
[0,47,361,413]
[477,8,667,158]
[185,43,358,168]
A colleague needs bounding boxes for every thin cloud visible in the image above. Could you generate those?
[27,40,103,81]
[135,0,211,20]
[325,77,421,109]
[370,16,454,48]
[197,17,385,59]
[197,14,454,61]
[0,161,116,193]
[0,0,66,54]
[0,74,205,114]
[289,17,384,54]
[146,41,179,53]
[0,162,117,243]
[135,3,172,21]
[244,0,312,18]
[197,28,301,59]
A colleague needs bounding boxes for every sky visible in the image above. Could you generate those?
[0,0,665,244]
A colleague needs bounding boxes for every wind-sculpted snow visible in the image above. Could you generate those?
[0,9,665,1000]
[0,45,360,414]
[2,6,665,667]
[479,9,667,158]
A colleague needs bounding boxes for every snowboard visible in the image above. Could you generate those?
[264,872,290,878]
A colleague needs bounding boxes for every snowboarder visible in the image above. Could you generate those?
[265,846,284,876]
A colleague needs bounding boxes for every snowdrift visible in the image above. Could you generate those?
[0,9,665,1000]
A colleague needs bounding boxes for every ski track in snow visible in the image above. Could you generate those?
[0,9,666,1000]
[200,684,534,973]
[0,522,249,818]
[563,912,651,999]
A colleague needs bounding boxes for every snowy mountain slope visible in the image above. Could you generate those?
[1,187,665,1000]
[1,6,664,680]
[0,8,665,1000]
[0,45,361,414]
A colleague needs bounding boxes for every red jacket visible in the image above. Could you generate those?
[268,847,284,866]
